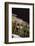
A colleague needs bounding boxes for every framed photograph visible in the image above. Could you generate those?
[5,2,34,44]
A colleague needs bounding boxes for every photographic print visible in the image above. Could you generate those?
[5,2,34,44]
[12,8,29,38]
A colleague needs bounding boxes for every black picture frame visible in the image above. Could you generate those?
[5,2,34,44]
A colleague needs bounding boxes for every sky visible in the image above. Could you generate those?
[12,8,29,24]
